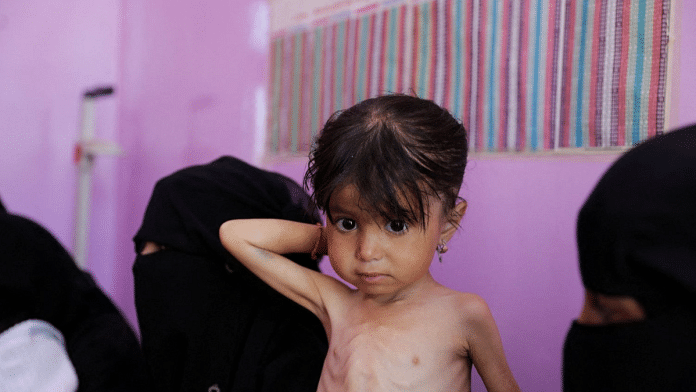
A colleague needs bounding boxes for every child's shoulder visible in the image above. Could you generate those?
[433,287,495,325]
[425,288,498,352]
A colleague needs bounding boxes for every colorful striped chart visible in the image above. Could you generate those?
[268,0,671,154]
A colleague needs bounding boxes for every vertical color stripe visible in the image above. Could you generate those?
[517,0,530,151]
[507,0,521,150]
[610,0,624,146]
[451,0,463,121]
[486,0,499,151]
[499,0,512,151]
[574,0,590,148]
[631,0,646,144]
[654,0,669,136]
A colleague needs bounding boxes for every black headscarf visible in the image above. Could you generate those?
[132,156,327,392]
[576,125,696,315]
[564,125,696,392]
[133,155,321,271]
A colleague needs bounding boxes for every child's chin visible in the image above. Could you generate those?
[355,280,396,295]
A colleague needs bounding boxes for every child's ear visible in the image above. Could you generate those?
[440,201,467,243]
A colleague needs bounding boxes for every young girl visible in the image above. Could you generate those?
[220,94,520,391]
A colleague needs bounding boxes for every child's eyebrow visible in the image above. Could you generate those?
[328,205,346,215]
[327,203,358,217]
[326,198,347,214]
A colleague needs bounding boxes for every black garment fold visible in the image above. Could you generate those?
[132,156,327,392]
[0,201,151,392]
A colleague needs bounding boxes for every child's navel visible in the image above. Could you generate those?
[412,356,420,365]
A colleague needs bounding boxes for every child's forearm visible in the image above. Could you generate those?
[219,219,332,319]
[219,219,322,258]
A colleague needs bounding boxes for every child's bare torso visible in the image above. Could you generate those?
[317,286,472,392]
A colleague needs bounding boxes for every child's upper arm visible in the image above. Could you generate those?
[219,219,346,323]
[461,295,521,392]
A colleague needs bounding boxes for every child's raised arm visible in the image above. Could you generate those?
[219,219,345,324]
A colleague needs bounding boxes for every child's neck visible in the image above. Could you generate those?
[356,272,439,307]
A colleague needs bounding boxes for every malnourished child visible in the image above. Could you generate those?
[220,94,520,391]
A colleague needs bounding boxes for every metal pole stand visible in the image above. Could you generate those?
[73,86,121,269]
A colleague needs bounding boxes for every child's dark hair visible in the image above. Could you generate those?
[304,93,468,228]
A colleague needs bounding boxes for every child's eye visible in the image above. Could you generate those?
[385,220,408,234]
[336,218,357,232]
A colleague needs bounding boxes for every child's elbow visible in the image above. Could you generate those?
[219,220,239,249]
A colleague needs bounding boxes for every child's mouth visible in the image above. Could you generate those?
[358,273,386,283]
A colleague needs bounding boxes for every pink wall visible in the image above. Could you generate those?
[0,0,121,293]
[429,156,612,391]
[0,0,268,331]
[113,0,269,330]
[1,1,695,391]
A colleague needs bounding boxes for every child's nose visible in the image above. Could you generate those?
[356,230,382,262]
